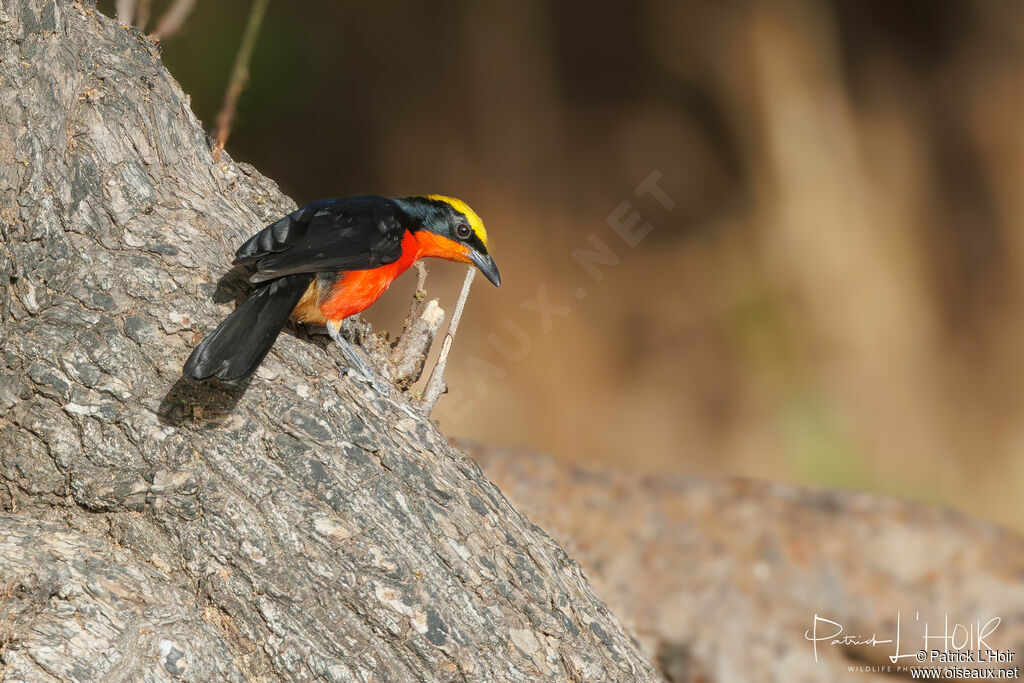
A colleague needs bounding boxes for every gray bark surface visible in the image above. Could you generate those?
[0,1,659,680]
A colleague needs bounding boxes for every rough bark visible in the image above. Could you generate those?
[0,2,659,680]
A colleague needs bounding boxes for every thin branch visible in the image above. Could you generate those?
[135,0,152,32]
[115,0,137,25]
[151,0,197,40]
[389,260,443,391]
[420,266,476,414]
[413,260,429,296]
[404,261,430,325]
[390,299,445,391]
[211,0,271,162]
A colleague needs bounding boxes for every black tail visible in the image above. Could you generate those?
[183,274,314,382]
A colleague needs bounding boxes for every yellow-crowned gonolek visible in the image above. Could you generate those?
[183,194,499,385]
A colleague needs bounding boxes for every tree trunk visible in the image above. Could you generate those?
[0,1,659,680]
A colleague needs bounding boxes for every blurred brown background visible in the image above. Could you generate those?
[102,0,1024,531]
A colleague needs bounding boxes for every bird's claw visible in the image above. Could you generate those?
[341,365,391,396]
[327,321,391,396]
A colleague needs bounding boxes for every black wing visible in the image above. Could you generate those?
[235,195,411,283]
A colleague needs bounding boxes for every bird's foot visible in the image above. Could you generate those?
[326,321,391,396]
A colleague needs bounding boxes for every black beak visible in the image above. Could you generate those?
[469,251,501,287]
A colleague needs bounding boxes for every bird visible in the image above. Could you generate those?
[182,194,500,386]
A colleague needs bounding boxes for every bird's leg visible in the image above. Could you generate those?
[326,319,391,396]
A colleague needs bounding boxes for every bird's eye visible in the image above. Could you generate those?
[456,224,472,239]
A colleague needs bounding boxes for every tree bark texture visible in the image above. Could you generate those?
[0,1,659,680]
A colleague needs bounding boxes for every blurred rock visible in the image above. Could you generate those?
[468,443,1024,682]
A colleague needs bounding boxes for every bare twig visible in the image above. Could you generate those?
[389,261,446,390]
[151,0,197,40]
[420,266,476,414]
[413,260,429,295]
[115,0,137,25]
[390,299,445,391]
[211,0,271,162]
[135,0,151,32]
[404,261,430,325]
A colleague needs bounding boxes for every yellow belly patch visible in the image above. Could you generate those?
[291,280,327,325]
